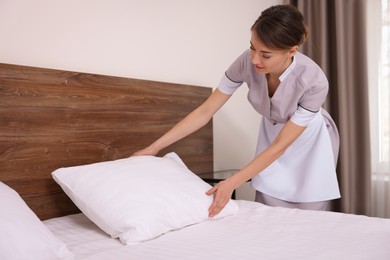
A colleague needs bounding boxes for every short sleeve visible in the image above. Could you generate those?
[290,105,319,127]
[217,73,243,95]
[298,78,328,112]
[217,50,249,95]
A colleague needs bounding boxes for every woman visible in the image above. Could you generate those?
[133,4,340,217]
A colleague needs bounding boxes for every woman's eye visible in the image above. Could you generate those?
[250,46,255,50]
[262,55,271,59]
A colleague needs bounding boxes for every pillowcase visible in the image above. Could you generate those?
[0,182,73,260]
[52,152,238,245]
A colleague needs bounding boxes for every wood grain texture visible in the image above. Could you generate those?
[0,63,213,220]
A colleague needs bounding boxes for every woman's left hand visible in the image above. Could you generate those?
[206,179,236,218]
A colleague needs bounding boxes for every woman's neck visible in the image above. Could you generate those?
[269,56,294,80]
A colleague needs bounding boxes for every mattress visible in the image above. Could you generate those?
[44,200,390,260]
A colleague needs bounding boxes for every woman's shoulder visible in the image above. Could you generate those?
[292,52,328,88]
[294,52,323,72]
[234,49,251,64]
[225,49,259,83]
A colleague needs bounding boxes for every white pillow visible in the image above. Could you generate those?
[52,152,238,245]
[0,182,73,260]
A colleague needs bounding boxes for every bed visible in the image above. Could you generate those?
[1,63,390,260]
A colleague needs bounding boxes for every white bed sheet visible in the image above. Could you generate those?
[44,200,390,260]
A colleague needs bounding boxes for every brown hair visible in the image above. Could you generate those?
[251,4,308,50]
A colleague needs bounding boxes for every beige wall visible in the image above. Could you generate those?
[0,0,282,200]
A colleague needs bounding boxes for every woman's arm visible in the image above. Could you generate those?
[207,120,306,217]
[132,89,231,156]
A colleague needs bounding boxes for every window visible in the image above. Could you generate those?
[370,0,390,218]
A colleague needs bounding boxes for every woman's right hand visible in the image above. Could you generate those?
[131,145,159,157]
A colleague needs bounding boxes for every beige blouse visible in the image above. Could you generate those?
[218,50,340,202]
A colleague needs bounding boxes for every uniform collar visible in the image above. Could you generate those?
[279,54,297,82]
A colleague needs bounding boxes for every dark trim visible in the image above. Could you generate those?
[298,104,319,113]
[225,72,243,84]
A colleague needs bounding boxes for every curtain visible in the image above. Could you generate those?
[291,0,372,216]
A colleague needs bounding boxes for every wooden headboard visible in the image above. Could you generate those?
[0,63,213,220]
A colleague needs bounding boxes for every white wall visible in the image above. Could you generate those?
[0,0,282,200]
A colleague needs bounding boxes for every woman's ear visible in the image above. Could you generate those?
[289,45,299,57]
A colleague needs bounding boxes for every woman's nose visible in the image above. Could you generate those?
[251,53,261,65]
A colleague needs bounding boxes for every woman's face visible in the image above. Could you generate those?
[249,31,297,76]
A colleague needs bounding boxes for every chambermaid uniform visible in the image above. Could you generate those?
[218,50,341,202]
